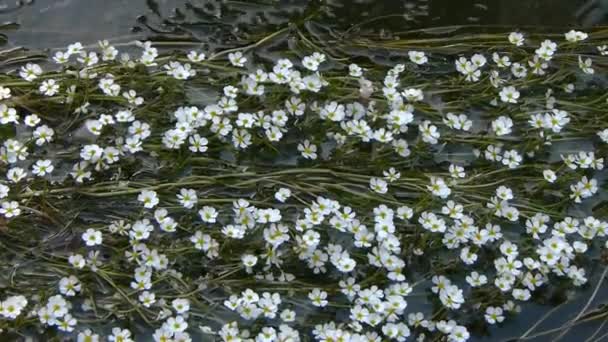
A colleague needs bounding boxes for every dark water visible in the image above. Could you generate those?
[1,0,607,49]
[2,1,608,341]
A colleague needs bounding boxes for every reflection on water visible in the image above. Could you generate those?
[1,0,607,49]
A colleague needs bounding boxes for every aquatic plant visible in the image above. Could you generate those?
[0,27,607,341]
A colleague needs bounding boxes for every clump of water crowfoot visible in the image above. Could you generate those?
[0,28,607,341]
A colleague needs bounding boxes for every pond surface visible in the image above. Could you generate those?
[1,1,608,341]
[1,0,607,49]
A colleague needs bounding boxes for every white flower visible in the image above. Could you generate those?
[449,164,466,178]
[189,134,209,153]
[286,97,305,116]
[274,188,291,202]
[332,250,357,272]
[80,144,104,162]
[130,219,154,241]
[349,63,363,77]
[280,309,296,322]
[0,104,19,125]
[439,284,464,309]
[187,50,206,62]
[82,228,102,247]
[138,291,156,307]
[32,159,54,176]
[502,149,522,169]
[124,137,142,154]
[320,101,345,121]
[123,89,144,106]
[536,40,557,60]
[409,51,428,65]
[543,109,570,133]
[24,114,41,127]
[529,56,548,75]
[53,51,69,64]
[45,294,68,318]
[99,40,118,61]
[0,184,9,199]
[442,200,464,219]
[0,86,11,99]
[428,177,451,198]
[458,59,481,82]
[492,116,514,136]
[402,88,424,102]
[59,276,81,296]
[172,298,190,314]
[508,32,524,46]
[77,329,100,342]
[19,63,43,81]
[419,120,440,144]
[512,288,531,301]
[484,306,505,324]
[109,328,133,342]
[128,121,151,141]
[598,129,608,143]
[443,113,472,131]
[199,206,218,223]
[0,201,20,218]
[308,288,328,307]
[7,167,27,183]
[383,167,401,182]
[565,29,588,42]
[242,254,258,268]
[373,128,394,142]
[568,266,588,286]
[177,188,198,209]
[496,186,513,201]
[493,53,511,68]
[164,61,196,80]
[382,322,411,341]
[138,190,159,208]
[67,42,84,55]
[0,295,28,320]
[499,86,520,103]
[509,63,527,79]
[115,109,134,122]
[265,126,284,142]
[302,55,320,71]
[69,254,86,269]
[578,56,594,75]
[466,272,488,287]
[543,170,556,183]
[471,54,487,68]
[33,125,54,145]
[97,75,120,96]
[297,140,318,160]
[449,326,470,342]
[158,216,177,233]
[573,241,588,253]
[39,79,60,96]
[223,85,239,99]
[228,51,247,67]
[392,139,411,157]
[370,177,388,194]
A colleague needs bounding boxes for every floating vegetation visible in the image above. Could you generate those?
[0,25,607,341]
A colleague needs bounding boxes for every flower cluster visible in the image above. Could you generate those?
[0,27,607,342]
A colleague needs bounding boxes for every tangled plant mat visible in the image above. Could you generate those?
[0,28,608,341]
